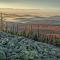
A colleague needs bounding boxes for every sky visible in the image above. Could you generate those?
[0,0,60,15]
[0,0,60,9]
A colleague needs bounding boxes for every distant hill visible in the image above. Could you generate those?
[0,8,60,17]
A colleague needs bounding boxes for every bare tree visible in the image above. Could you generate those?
[0,12,3,31]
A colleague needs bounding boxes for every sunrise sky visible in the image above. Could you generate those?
[0,0,60,16]
[0,0,60,10]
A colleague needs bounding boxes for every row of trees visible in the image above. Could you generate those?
[3,30,60,47]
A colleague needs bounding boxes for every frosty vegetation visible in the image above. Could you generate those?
[0,32,60,60]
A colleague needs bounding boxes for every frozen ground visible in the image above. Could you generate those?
[0,32,60,60]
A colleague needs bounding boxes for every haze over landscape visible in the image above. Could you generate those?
[0,0,60,35]
[0,0,60,60]
[0,0,60,16]
[0,0,60,34]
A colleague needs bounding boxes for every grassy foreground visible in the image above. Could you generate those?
[0,32,60,60]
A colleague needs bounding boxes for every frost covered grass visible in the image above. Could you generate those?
[0,32,60,60]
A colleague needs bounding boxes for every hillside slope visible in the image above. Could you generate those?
[0,32,60,60]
